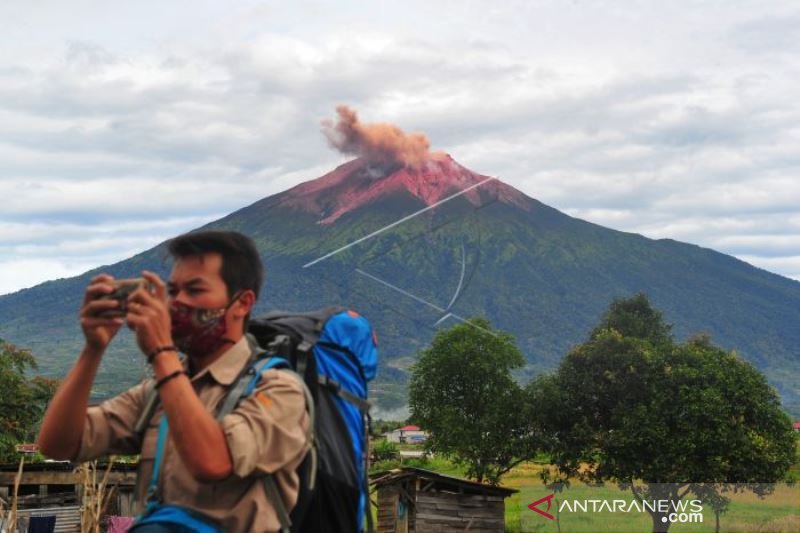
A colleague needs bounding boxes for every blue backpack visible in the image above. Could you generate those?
[246,307,378,533]
[133,307,378,533]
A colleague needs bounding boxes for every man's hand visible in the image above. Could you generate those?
[126,271,173,357]
[80,274,124,353]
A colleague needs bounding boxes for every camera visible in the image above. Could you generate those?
[95,278,152,317]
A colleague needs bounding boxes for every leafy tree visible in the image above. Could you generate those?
[408,318,536,484]
[371,439,400,463]
[592,292,672,346]
[0,339,59,462]
[532,295,795,533]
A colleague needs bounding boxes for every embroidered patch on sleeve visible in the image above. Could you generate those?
[256,392,273,409]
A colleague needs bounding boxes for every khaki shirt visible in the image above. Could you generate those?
[77,337,310,533]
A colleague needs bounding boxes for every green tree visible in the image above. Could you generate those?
[371,439,400,463]
[532,295,795,533]
[0,339,59,462]
[593,292,672,345]
[408,318,536,484]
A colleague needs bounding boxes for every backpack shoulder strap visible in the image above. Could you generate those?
[259,369,317,533]
[263,475,292,533]
[215,354,291,421]
[317,375,372,413]
[134,382,159,434]
[222,361,317,533]
[214,333,277,419]
[144,414,170,507]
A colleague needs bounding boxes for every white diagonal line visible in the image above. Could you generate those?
[444,245,467,312]
[355,268,500,338]
[303,176,496,268]
[433,312,500,337]
[355,269,446,313]
[433,312,453,326]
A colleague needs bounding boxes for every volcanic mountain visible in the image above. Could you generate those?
[1,156,799,415]
[276,155,530,224]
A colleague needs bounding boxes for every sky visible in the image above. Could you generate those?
[1,0,799,295]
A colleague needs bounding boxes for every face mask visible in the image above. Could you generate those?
[169,295,239,358]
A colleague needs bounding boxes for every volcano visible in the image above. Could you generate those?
[275,154,530,224]
[1,155,799,415]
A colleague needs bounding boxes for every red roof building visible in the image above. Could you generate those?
[383,425,428,444]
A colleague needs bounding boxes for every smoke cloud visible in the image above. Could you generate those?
[322,105,434,168]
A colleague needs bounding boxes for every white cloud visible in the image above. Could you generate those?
[737,255,800,281]
[0,258,99,295]
[0,215,225,294]
[0,1,799,294]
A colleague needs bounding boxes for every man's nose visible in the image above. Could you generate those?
[170,291,190,305]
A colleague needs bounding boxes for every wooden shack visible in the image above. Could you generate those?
[0,460,138,531]
[372,467,517,533]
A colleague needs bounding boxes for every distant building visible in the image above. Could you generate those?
[794,420,800,432]
[383,425,428,444]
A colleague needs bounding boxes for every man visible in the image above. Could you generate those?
[38,230,309,532]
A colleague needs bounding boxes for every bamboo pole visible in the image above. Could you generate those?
[80,457,118,533]
[5,456,24,533]
[0,483,5,529]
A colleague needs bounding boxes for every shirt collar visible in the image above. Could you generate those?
[190,336,252,386]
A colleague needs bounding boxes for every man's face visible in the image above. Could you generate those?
[167,253,229,309]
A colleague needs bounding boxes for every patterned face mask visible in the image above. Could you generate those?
[169,294,239,358]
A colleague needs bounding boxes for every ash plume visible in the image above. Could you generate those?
[322,105,436,168]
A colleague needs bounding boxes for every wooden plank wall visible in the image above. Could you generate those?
[413,492,505,533]
[377,485,399,533]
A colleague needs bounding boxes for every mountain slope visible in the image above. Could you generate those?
[1,157,798,415]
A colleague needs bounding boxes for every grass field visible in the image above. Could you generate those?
[370,443,800,533]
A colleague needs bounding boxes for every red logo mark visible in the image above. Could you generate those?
[528,494,555,520]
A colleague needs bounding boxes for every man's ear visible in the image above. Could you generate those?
[233,290,256,319]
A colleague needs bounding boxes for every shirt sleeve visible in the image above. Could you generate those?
[221,369,310,478]
[75,381,150,462]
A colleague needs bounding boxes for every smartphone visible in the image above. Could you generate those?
[95,278,151,318]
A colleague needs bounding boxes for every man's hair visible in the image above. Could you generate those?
[167,230,264,300]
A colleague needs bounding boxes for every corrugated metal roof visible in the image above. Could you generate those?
[15,505,81,533]
[370,467,518,496]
